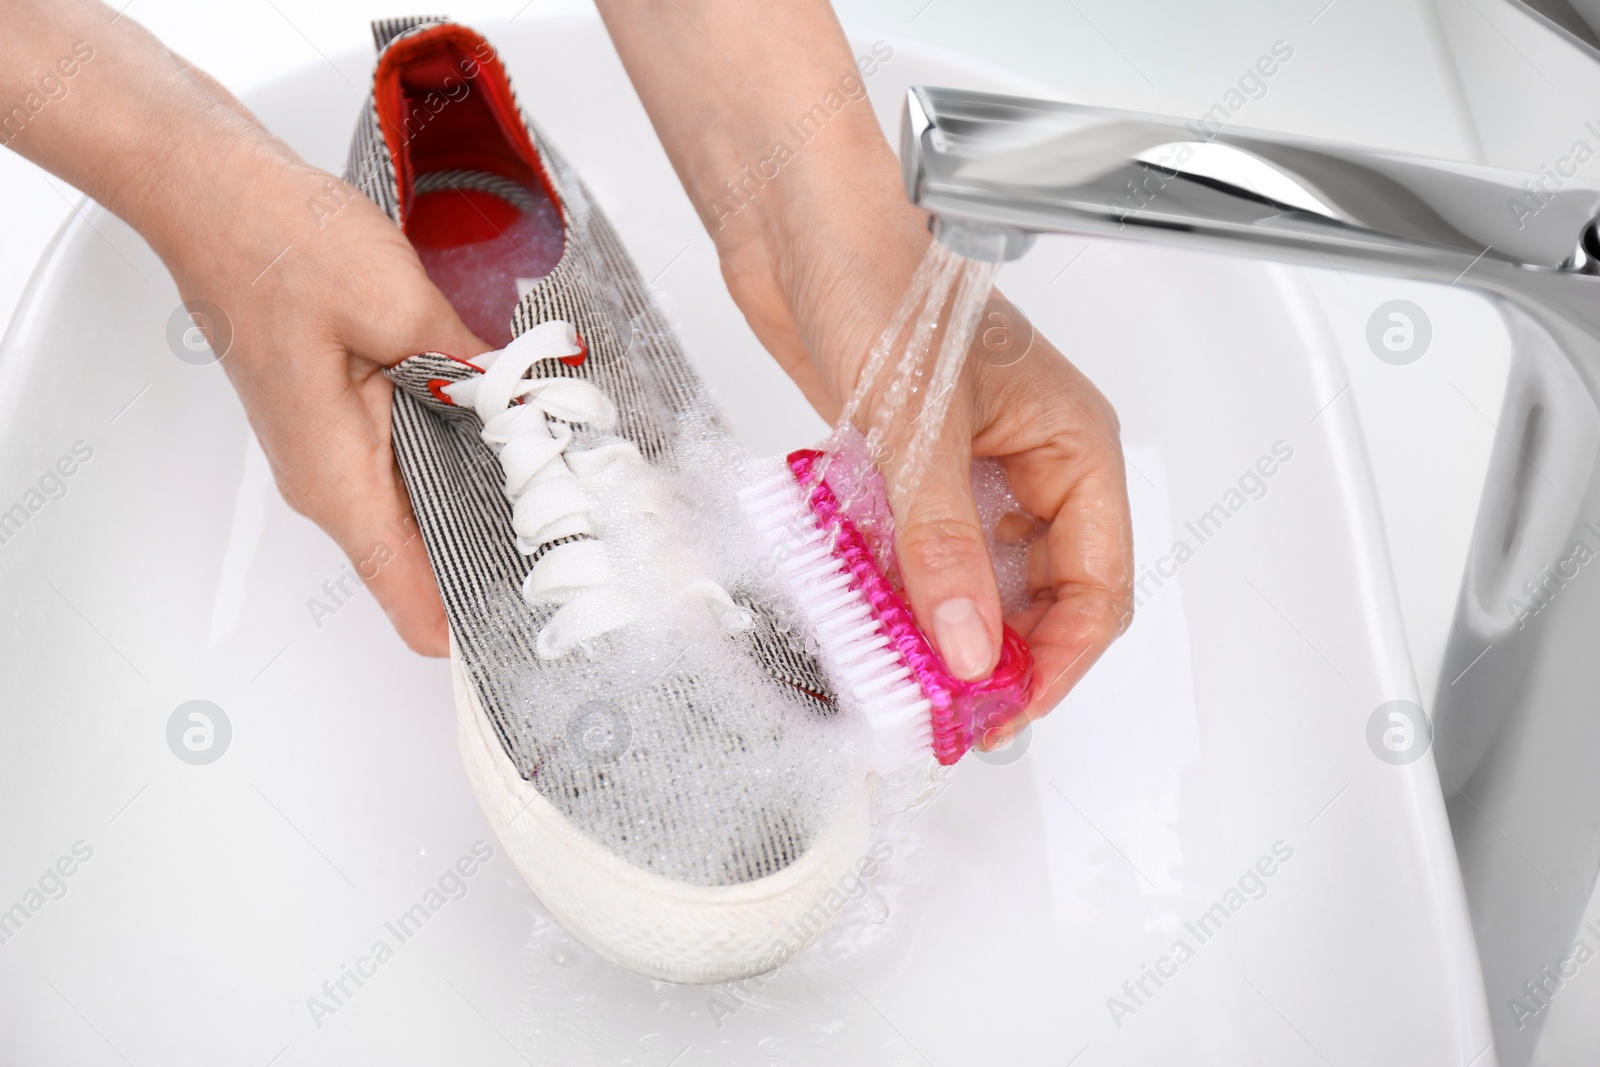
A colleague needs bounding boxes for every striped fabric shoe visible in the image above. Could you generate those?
[345,17,870,982]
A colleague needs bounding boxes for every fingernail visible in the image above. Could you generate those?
[932,598,995,681]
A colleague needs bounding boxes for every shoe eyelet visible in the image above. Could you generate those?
[426,378,456,405]
[561,332,588,367]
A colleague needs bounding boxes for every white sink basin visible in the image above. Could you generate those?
[0,15,1496,1065]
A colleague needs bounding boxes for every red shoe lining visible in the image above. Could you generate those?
[375,24,568,347]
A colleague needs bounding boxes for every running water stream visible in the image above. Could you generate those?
[830,241,1001,503]
[807,241,1027,608]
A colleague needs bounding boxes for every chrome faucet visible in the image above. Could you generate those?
[901,85,1600,1064]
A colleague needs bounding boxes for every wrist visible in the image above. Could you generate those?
[706,106,923,255]
[141,123,340,296]
[137,122,275,269]
[713,136,931,335]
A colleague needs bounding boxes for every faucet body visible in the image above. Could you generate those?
[901,85,1600,1065]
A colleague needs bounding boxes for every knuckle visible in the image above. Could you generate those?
[277,483,310,518]
[258,454,310,519]
[1069,386,1121,442]
[273,476,321,525]
[388,303,441,348]
[898,517,989,574]
[1095,396,1123,441]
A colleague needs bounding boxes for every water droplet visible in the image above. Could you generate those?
[549,940,582,967]
[866,880,891,923]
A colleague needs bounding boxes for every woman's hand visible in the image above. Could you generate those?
[1,0,489,655]
[717,164,1134,738]
[155,145,490,656]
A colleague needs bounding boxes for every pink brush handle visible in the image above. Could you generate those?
[789,450,1033,765]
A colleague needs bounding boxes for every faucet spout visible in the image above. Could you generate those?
[927,216,1035,262]
[901,85,1600,283]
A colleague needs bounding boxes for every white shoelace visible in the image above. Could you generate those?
[443,320,749,657]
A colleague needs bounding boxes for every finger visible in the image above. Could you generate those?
[973,346,1133,728]
[1006,440,1134,724]
[343,466,450,658]
[887,413,1005,682]
[342,258,496,368]
[318,471,450,659]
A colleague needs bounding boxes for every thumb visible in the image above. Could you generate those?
[371,280,496,369]
[887,434,1004,682]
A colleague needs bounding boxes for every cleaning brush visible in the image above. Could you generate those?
[739,440,1034,769]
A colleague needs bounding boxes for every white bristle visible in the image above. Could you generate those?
[810,577,857,603]
[737,457,933,769]
[833,632,889,663]
[850,651,903,676]
[814,606,871,634]
[855,670,914,699]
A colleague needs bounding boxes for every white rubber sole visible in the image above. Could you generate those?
[450,638,872,984]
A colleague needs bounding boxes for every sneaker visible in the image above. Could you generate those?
[345,16,870,982]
